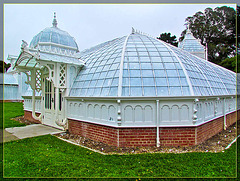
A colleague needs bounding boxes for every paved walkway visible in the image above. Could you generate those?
[3,124,65,142]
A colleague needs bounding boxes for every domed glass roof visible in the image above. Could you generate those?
[69,31,236,97]
[29,14,78,51]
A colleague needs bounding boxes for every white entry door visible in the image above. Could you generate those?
[43,78,63,130]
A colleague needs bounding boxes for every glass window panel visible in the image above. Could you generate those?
[140,57,151,62]
[166,70,178,77]
[148,51,159,56]
[130,70,141,77]
[129,62,140,69]
[144,87,156,96]
[123,62,128,69]
[127,51,138,56]
[182,86,190,96]
[156,87,168,96]
[155,78,168,86]
[137,47,147,51]
[89,80,96,87]
[106,70,115,78]
[123,77,129,85]
[168,78,181,86]
[109,87,118,96]
[102,64,111,71]
[138,51,149,56]
[99,71,107,78]
[83,81,90,87]
[151,57,161,62]
[86,88,94,96]
[175,63,182,69]
[130,78,141,86]
[93,88,101,96]
[128,57,139,62]
[123,70,129,77]
[110,63,119,69]
[141,63,152,69]
[178,70,185,76]
[80,88,87,96]
[154,69,166,77]
[101,87,110,96]
[162,56,175,62]
[111,78,119,86]
[152,63,164,69]
[96,79,104,87]
[142,70,153,77]
[103,78,112,86]
[180,78,188,86]
[164,63,175,69]
[160,52,172,56]
[143,77,155,86]
[92,73,100,79]
[130,87,142,96]
[122,87,129,96]
[169,87,182,96]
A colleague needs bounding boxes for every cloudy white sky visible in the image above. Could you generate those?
[4,3,236,62]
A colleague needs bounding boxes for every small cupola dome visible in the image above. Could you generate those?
[29,13,79,55]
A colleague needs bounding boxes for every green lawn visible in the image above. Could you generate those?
[4,135,237,178]
[3,102,25,128]
[2,102,238,178]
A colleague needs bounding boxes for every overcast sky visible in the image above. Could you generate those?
[4,3,236,62]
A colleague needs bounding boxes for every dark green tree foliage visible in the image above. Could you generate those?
[0,60,11,73]
[157,32,178,47]
[180,6,236,64]
[219,55,239,73]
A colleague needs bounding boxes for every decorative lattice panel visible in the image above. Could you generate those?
[59,64,66,87]
[36,69,42,92]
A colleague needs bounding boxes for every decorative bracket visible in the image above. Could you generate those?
[117,99,121,126]
[192,98,199,123]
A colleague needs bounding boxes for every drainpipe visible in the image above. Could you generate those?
[223,98,227,130]
[32,88,42,121]
[156,100,160,147]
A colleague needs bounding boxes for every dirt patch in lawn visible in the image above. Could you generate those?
[11,116,37,126]
[55,120,239,154]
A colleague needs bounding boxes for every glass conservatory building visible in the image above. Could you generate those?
[13,15,238,147]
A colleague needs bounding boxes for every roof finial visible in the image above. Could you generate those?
[186,23,191,34]
[132,27,135,34]
[52,12,58,27]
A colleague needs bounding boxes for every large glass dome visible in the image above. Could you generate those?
[69,31,236,97]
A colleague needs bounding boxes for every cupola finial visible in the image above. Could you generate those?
[186,23,191,34]
[52,12,58,27]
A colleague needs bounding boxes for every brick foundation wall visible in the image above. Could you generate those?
[159,127,195,146]
[196,117,224,145]
[68,119,118,147]
[24,110,41,124]
[119,128,156,147]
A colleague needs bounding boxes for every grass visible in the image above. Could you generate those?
[3,102,25,128]
[3,135,237,178]
[2,102,238,179]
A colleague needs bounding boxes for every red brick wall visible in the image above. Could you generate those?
[226,111,237,127]
[24,110,41,124]
[159,127,195,146]
[196,117,224,145]
[68,119,118,147]
[119,128,156,147]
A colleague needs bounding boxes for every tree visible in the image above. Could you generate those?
[219,55,239,73]
[157,33,178,47]
[179,6,236,64]
[0,60,11,73]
